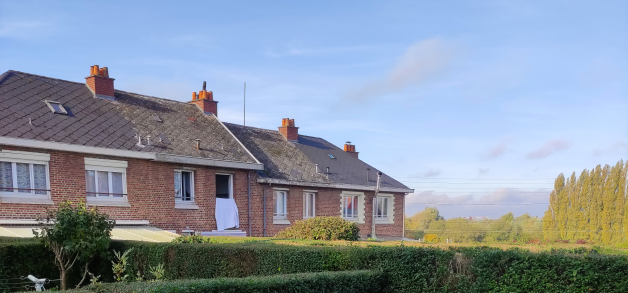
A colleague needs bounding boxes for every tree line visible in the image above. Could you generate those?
[405,207,543,243]
[542,160,627,244]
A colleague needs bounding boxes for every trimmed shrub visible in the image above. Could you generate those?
[171,235,211,244]
[276,217,360,241]
[69,270,388,293]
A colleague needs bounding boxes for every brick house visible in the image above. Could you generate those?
[0,66,413,239]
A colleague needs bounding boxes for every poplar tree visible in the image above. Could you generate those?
[566,172,578,240]
[577,170,590,241]
[589,165,603,241]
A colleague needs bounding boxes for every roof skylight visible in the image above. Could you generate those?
[44,100,67,115]
[328,154,335,159]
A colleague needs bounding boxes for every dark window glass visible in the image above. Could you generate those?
[182,171,192,201]
[216,174,230,198]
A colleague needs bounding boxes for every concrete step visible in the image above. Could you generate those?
[200,230,247,237]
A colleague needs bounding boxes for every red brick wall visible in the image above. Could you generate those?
[258,184,404,238]
[85,76,114,97]
[0,145,405,238]
[0,145,254,235]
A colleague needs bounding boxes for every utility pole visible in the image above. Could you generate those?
[372,171,382,239]
[243,82,246,126]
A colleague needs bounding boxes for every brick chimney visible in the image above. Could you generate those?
[86,65,115,98]
[278,118,298,142]
[344,142,359,159]
[189,81,218,116]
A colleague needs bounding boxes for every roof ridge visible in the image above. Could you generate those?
[1,70,87,86]
[223,122,325,140]
[1,70,192,106]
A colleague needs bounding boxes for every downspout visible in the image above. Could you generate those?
[372,172,382,239]
[403,193,407,239]
[247,171,252,237]
[263,183,271,237]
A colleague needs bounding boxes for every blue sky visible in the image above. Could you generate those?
[1,1,626,219]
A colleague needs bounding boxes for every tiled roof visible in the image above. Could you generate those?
[0,70,257,164]
[225,123,411,191]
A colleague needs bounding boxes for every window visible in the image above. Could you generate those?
[85,158,128,206]
[340,191,365,223]
[304,192,316,218]
[175,170,194,202]
[273,190,289,224]
[216,174,232,199]
[0,150,51,204]
[375,194,394,224]
[342,195,358,219]
[44,100,68,115]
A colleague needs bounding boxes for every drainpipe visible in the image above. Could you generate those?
[247,171,252,237]
[403,193,407,239]
[263,184,271,237]
[372,172,382,239]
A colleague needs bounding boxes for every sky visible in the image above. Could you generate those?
[1,1,626,219]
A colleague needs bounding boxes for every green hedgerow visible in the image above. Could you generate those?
[276,217,360,241]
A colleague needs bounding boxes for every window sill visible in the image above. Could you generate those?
[343,217,365,224]
[175,203,199,210]
[0,196,54,205]
[375,218,394,225]
[273,218,291,225]
[86,198,131,207]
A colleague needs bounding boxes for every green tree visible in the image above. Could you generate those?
[35,201,115,290]
[406,207,444,231]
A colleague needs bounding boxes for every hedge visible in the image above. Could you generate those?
[276,217,360,241]
[68,270,387,293]
[3,240,628,292]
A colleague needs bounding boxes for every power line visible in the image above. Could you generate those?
[407,202,549,205]
[401,181,554,185]
[407,187,551,190]
[409,190,550,193]
[394,177,555,180]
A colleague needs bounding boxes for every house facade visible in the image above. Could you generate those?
[0,66,413,239]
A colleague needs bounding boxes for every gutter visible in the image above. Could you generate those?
[256,178,414,193]
[0,136,264,170]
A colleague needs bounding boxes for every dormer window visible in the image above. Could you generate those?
[44,100,67,115]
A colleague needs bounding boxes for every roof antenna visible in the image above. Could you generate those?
[202,81,206,91]
[243,82,246,126]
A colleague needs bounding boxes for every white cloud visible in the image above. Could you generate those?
[526,139,571,159]
[593,140,628,156]
[421,168,442,177]
[482,139,510,159]
[345,38,453,102]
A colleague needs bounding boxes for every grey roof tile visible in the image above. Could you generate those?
[225,123,410,190]
[0,70,256,164]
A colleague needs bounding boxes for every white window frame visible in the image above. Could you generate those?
[215,173,233,199]
[340,191,365,224]
[303,190,316,219]
[273,189,290,225]
[375,193,395,224]
[85,158,129,207]
[0,150,52,205]
[175,169,198,210]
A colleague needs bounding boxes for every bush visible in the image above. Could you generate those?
[171,235,212,243]
[424,233,439,243]
[4,241,628,292]
[70,270,387,293]
[405,230,425,240]
[276,217,360,241]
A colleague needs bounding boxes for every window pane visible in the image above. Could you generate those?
[345,196,354,218]
[174,172,181,199]
[33,164,47,195]
[97,171,109,197]
[16,163,31,193]
[307,193,315,217]
[274,192,285,216]
[0,162,12,192]
[85,170,96,196]
[111,172,124,197]
[377,198,383,217]
[216,174,230,199]
[182,171,192,201]
[383,198,388,217]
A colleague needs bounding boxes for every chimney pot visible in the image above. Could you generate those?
[86,64,115,98]
[195,139,201,150]
[278,118,299,141]
[344,142,359,159]
[189,83,218,116]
